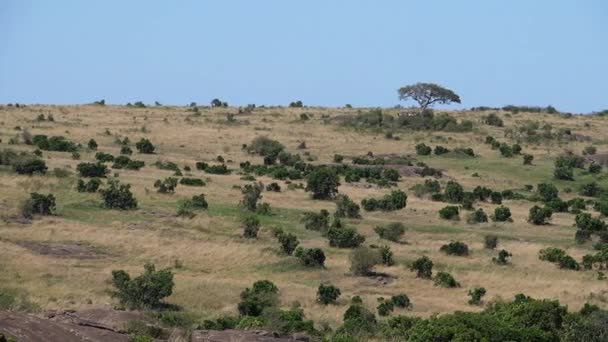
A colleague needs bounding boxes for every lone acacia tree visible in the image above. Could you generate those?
[398,83,461,113]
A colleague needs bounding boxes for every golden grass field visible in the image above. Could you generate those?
[1,104,607,327]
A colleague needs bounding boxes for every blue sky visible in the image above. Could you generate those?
[1,1,606,113]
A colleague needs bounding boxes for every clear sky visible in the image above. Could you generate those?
[1,1,606,113]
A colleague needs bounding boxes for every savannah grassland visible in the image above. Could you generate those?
[1,104,607,327]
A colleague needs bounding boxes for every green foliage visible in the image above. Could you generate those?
[377,299,395,316]
[398,83,461,110]
[411,179,441,198]
[523,153,534,165]
[556,153,586,169]
[492,249,512,265]
[110,263,174,309]
[76,178,101,193]
[242,215,260,238]
[12,156,47,175]
[265,182,281,192]
[484,113,503,126]
[361,190,407,211]
[539,247,579,270]
[467,208,488,224]
[410,256,433,279]
[374,222,406,242]
[537,183,559,202]
[580,182,602,197]
[434,145,450,155]
[334,194,361,218]
[135,138,155,154]
[237,280,279,316]
[492,205,512,222]
[333,154,344,163]
[415,143,432,155]
[274,228,299,255]
[327,226,365,248]
[349,247,381,275]
[317,283,341,305]
[440,241,469,256]
[95,152,114,162]
[32,135,78,152]
[246,136,285,162]
[484,235,498,249]
[468,287,487,305]
[120,145,133,155]
[444,180,464,203]
[100,180,138,209]
[554,166,574,181]
[305,167,340,199]
[240,182,263,211]
[77,162,108,177]
[22,192,56,218]
[439,205,459,220]
[589,163,602,174]
[434,271,460,288]
[190,194,208,209]
[179,177,205,186]
[112,156,145,170]
[575,212,606,232]
[528,205,553,225]
[87,139,98,150]
[301,209,330,232]
[391,294,412,309]
[154,177,178,193]
[376,244,395,266]
[294,247,326,267]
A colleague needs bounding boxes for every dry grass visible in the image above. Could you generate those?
[0,104,607,326]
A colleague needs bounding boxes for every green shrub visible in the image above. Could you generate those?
[575,213,606,232]
[468,287,487,305]
[246,137,285,162]
[121,145,133,155]
[349,247,381,276]
[190,194,208,209]
[237,280,279,316]
[580,182,602,197]
[301,209,330,232]
[327,226,365,248]
[294,247,325,267]
[434,271,460,288]
[499,143,514,157]
[32,135,78,152]
[391,294,412,309]
[440,241,469,256]
[537,183,559,202]
[485,235,498,249]
[100,180,138,209]
[556,153,586,169]
[179,177,205,186]
[333,154,344,163]
[12,156,47,175]
[467,208,488,224]
[374,222,406,242]
[589,163,602,174]
[240,182,263,211]
[484,113,503,126]
[411,179,441,197]
[76,178,101,193]
[493,249,512,265]
[135,138,155,154]
[265,182,281,192]
[95,152,114,162]
[410,256,433,279]
[305,167,340,199]
[110,263,173,309]
[492,206,512,222]
[434,145,450,155]
[415,143,432,156]
[242,215,260,238]
[317,283,341,305]
[154,177,178,193]
[22,192,56,218]
[528,205,552,225]
[77,162,108,177]
[554,166,574,180]
[335,194,361,218]
[490,191,503,204]
[444,181,464,203]
[361,190,407,211]
[275,230,299,255]
[523,154,534,165]
[439,205,459,220]
[377,299,394,316]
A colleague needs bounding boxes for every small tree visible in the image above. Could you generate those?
[294,247,326,267]
[335,194,361,218]
[240,182,264,211]
[301,209,330,232]
[410,256,433,279]
[492,249,512,265]
[374,222,406,242]
[492,206,512,222]
[528,205,552,225]
[398,83,461,113]
[468,287,486,305]
[154,177,178,193]
[444,181,464,203]
[440,241,469,256]
[110,263,174,309]
[317,283,341,305]
[415,143,432,156]
[22,192,56,218]
[434,272,460,288]
[100,180,138,209]
[391,294,412,309]
[242,215,260,238]
[77,162,108,178]
[275,230,299,255]
[327,226,365,248]
[87,139,98,150]
[467,208,488,224]
[305,167,340,200]
[439,206,460,220]
[238,280,279,316]
[135,138,155,154]
[349,247,381,276]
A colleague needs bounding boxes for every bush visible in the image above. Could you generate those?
[410,256,433,279]
[468,287,487,305]
[305,167,340,199]
[154,177,178,193]
[575,213,606,232]
[12,156,47,175]
[434,145,450,155]
[484,235,498,249]
[77,162,108,177]
[301,209,330,232]
[374,222,406,242]
[349,247,381,276]
[490,191,503,204]
[294,247,326,267]
[237,280,279,316]
[273,229,299,255]
[539,247,568,263]
[391,294,412,309]
[334,195,361,218]
[95,152,114,162]
[499,143,513,157]
[135,138,155,154]
[467,208,488,224]
[556,153,586,169]
[439,206,459,220]
[240,182,263,211]
[444,181,464,203]
[554,166,574,180]
[376,244,395,266]
[22,193,56,218]
[361,190,407,212]
[87,139,98,150]
[558,255,580,270]
[246,137,285,162]
[589,163,602,174]
[415,143,432,156]
[492,206,512,222]
[32,135,78,152]
[265,182,281,192]
[493,249,512,265]
[484,113,503,126]
[434,272,460,288]
[537,183,559,202]
[317,283,341,305]
[77,178,101,193]
[179,177,205,186]
[580,182,602,197]
[327,226,365,248]
[121,145,133,155]
[523,154,534,165]
[110,263,173,309]
[411,179,441,197]
[528,205,553,225]
[333,154,344,163]
[190,194,208,209]
[242,215,260,238]
[440,241,469,256]
[377,299,395,316]
[100,180,138,209]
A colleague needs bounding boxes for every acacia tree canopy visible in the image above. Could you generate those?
[398,83,461,111]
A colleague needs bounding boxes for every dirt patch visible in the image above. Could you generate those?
[16,241,107,259]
